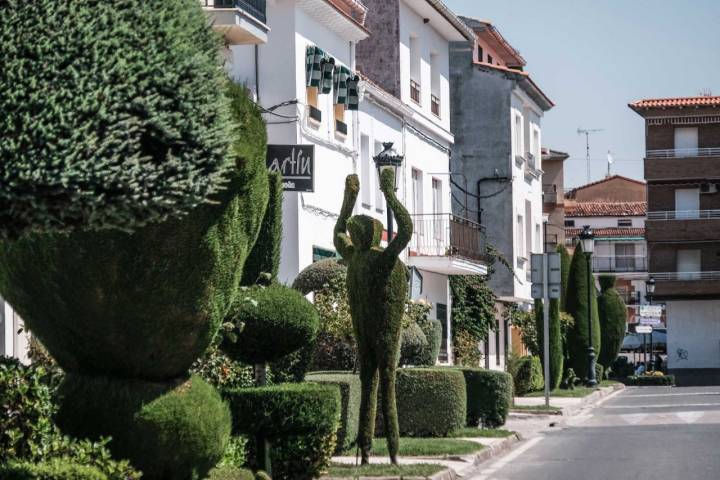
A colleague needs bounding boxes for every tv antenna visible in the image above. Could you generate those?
[577,127,604,183]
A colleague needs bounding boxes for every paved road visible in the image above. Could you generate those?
[471,386,720,480]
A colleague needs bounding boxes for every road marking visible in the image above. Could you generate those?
[603,403,720,409]
[472,436,544,480]
[621,413,648,425]
[676,411,704,423]
[629,392,720,398]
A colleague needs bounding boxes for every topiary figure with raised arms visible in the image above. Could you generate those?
[334,169,413,465]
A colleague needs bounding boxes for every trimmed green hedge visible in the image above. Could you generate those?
[509,356,544,396]
[306,371,361,452]
[243,172,282,285]
[0,460,107,480]
[292,259,347,295]
[56,374,230,480]
[389,368,467,437]
[0,0,230,237]
[224,383,340,480]
[455,368,513,428]
[598,275,628,370]
[625,375,675,386]
[206,467,255,480]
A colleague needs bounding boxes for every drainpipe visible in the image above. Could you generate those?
[476,174,511,224]
[254,44,260,102]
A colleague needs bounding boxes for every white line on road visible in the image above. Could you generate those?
[620,413,648,424]
[471,436,544,480]
[603,403,720,409]
[628,392,720,398]
[676,411,704,423]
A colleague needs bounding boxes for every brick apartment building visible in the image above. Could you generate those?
[630,95,720,386]
[542,148,569,252]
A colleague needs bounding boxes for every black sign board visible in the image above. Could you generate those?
[266,144,315,192]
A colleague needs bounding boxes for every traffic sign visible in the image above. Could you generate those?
[639,316,662,325]
[548,284,561,299]
[531,254,544,284]
[547,253,561,285]
[531,283,544,300]
[640,305,662,318]
[635,325,653,334]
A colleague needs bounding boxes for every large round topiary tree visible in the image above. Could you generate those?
[597,275,628,371]
[0,0,231,239]
[565,243,601,381]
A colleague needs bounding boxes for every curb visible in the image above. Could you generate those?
[471,434,522,466]
[561,383,625,416]
[320,467,457,480]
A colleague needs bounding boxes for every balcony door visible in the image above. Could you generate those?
[677,249,701,280]
[432,178,443,244]
[675,188,700,219]
[674,127,698,156]
[615,243,636,271]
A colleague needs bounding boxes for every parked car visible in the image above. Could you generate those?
[621,328,666,354]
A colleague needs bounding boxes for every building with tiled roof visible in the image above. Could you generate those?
[629,96,720,111]
[565,201,647,217]
[566,227,645,240]
[565,175,646,202]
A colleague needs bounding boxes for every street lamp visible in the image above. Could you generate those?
[373,142,404,241]
[645,276,656,304]
[578,225,597,387]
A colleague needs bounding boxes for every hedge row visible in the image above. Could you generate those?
[455,368,513,428]
[0,460,107,480]
[306,372,361,452]
[509,356,543,396]
[624,375,675,386]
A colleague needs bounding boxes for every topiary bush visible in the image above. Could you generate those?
[57,374,230,480]
[0,459,108,480]
[221,285,320,365]
[224,383,341,480]
[624,374,675,386]
[309,332,357,372]
[535,298,564,390]
[306,371,361,452]
[0,0,232,238]
[455,368,513,428]
[597,275,628,370]
[292,259,347,295]
[508,355,544,396]
[610,356,634,379]
[206,466,256,480]
[417,318,443,366]
[243,172,283,286]
[388,368,467,437]
[399,323,429,367]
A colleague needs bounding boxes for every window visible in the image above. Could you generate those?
[437,303,448,361]
[617,218,632,227]
[312,246,336,262]
[615,243,636,271]
[495,319,501,366]
[306,86,321,124]
[487,54,493,64]
[409,35,421,104]
[525,201,532,258]
[677,249,701,280]
[535,223,541,253]
[374,142,385,213]
[675,188,700,219]
[565,219,575,227]
[360,134,372,208]
[532,129,540,165]
[334,103,347,136]
[412,169,423,216]
[674,127,698,154]
[432,178,442,241]
[514,114,523,159]
[430,53,440,117]
[477,45,484,63]
[517,214,525,259]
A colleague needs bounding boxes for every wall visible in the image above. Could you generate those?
[1,300,29,363]
[564,215,646,229]
[648,184,720,211]
[650,242,720,273]
[646,123,720,151]
[569,177,646,203]
[667,300,720,372]
[355,0,401,97]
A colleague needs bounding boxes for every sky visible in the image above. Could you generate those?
[444,0,720,188]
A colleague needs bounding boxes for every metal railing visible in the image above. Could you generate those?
[593,256,647,272]
[409,213,487,262]
[542,184,558,204]
[652,271,720,281]
[203,0,267,23]
[646,147,720,158]
[647,210,720,220]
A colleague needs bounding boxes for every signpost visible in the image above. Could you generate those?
[639,316,662,325]
[531,253,561,407]
[266,144,315,192]
[639,305,662,318]
[635,325,652,334]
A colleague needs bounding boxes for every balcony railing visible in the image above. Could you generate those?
[410,80,421,104]
[409,213,487,262]
[646,147,720,158]
[544,233,558,253]
[431,94,440,117]
[203,0,267,24]
[647,210,720,220]
[652,271,720,281]
[593,256,647,273]
[542,184,558,204]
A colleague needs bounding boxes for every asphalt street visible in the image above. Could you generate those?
[470,386,720,480]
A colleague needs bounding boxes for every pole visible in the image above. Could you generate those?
[586,253,597,387]
[643,334,647,368]
[543,254,550,407]
[649,330,654,371]
[386,207,394,244]
[585,132,591,184]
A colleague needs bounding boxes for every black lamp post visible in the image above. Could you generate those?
[578,225,597,387]
[645,276,656,304]
[373,142,404,241]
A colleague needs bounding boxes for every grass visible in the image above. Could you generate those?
[326,463,446,478]
[447,428,515,438]
[600,380,622,388]
[344,437,483,457]
[510,404,562,414]
[525,387,595,398]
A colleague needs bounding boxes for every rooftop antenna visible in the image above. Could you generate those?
[606,150,614,177]
[577,127,604,183]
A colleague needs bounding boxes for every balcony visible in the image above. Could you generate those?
[644,149,720,181]
[201,0,268,45]
[407,213,488,275]
[647,210,720,220]
[646,212,720,242]
[618,291,642,305]
[647,147,720,158]
[544,233,559,253]
[651,271,720,300]
[593,256,647,273]
[542,184,558,205]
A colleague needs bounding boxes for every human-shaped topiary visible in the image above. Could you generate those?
[333,171,413,465]
[597,275,628,371]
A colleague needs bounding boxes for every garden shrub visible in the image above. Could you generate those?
[624,374,675,386]
[508,355,543,396]
[557,245,571,312]
[610,356,634,379]
[418,318,443,366]
[243,173,282,286]
[221,285,320,365]
[597,275,628,370]
[224,383,341,480]
[309,332,357,371]
[535,298,564,390]
[450,275,497,365]
[57,374,230,480]
[269,343,315,383]
[454,368,513,428]
[399,323,429,366]
[595,363,605,383]
[306,371,361,452]
[0,459,107,480]
[206,466,256,480]
[0,0,231,238]
[385,368,466,437]
[292,259,347,295]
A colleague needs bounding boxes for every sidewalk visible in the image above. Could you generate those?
[512,382,625,417]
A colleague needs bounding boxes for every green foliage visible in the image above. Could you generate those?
[454,368,513,428]
[535,299,564,390]
[243,172,282,285]
[453,330,483,367]
[306,372,361,453]
[309,332,357,372]
[610,356,635,379]
[0,459,107,480]
[399,323,429,367]
[0,0,231,238]
[450,276,497,362]
[217,436,248,470]
[334,172,413,463]
[222,285,319,365]
[206,466,255,480]
[224,383,341,480]
[625,374,675,386]
[557,245,572,312]
[389,368,467,437]
[312,271,354,343]
[507,304,537,355]
[192,344,257,391]
[597,275,628,370]
[417,318,443,367]
[508,355,544,396]
[595,363,605,383]
[292,258,347,295]
[57,374,230,480]
[0,169,264,380]
[268,344,315,384]
[565,243,601,380]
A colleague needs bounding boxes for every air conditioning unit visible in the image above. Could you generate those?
[700,183,718,194]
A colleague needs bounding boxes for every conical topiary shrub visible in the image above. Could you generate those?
[0,0,231,239]
[565,243,601,381]
[597,275,628,371]
[535,298,564,390]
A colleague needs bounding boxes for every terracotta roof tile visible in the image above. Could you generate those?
[629,96,720,110]
[566,227,645,239]
[564,175,646,199]
[565,201,647,217]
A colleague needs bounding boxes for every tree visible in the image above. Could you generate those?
[564,243,601,380]
[450,275,497,364]
[597,275,628,371]
[557,244,572,312]
[535,298,564,390]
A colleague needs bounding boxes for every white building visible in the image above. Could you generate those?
[0,300,29,362]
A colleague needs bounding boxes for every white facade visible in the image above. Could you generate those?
[666,300,720,371]
[1,299,29,363]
